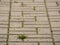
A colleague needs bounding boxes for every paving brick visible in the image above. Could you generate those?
[10,22,22,27]
[48,11,59,15]
[35,0,44,2]
[0,28,7,34]
[0,35,7,41]
[50,18,60,22]
[24,22,49,25]
[12,3,21,7]
[51,22,60,27]
[10,28,36,31]
[11,16,35,22]
[0,22,8,24]
[54,35,60,41]
[52,28,60,30]
[9,31,36,34]
[38,28,51,34]
[0,42,6,45]
[9,42,37,45]
[24,13,47,17]
[11,7,33,11]
[0,14,9,17]
[35,6,46,11]
[0,17,8,21]
[26,35,51,38]
[46,3,57,7]
[1,0,10,2]
[12,0,33,3]
[36,17,48,22]
[0,7,9,10]
[25,38,52,42]
[55,43,60,45]
[53,31,60,34]
[24,24,49,28]
[11,12,22,17]
[0,10,9,14]
[40,43,53,45]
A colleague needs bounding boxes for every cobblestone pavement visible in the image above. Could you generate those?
[0,0,60,45]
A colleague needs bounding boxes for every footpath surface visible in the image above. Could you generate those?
[0,0,60,45]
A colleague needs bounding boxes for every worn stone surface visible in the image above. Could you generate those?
[0,0,60,45]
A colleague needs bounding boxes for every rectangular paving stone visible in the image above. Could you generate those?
[0,42,6,45]
[12,0,33,3]
[0,10,9,14]
[11,7,33,11]
[38,28,51,34]
[24,22,49,25]
[48,11,59,15]
[40,43,53,45]
[25,38,52,42]
[24,13,47,17]
[0,21,8,24]
[35,0,44,2]
[51,22,60,27]
[9,42,37,45]
[12,3,21,7]
[0,28,7,34]
[50,18,60,22]
[24,24,49,28]
[11,12,22,17]
[10,22,22,27]
[46,2,57,7]
[10,28,36,31]
[54,35,60,41]
[0,14,9,17]
[37,17,48,22]
[1,0,10,2]
[35,6,46,11]
[52,28,60,30]
[55,43,60,45]
[9,31,36,35]
[0,7,9,10]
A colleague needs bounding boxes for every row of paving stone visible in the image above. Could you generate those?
[0,0,60,45]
